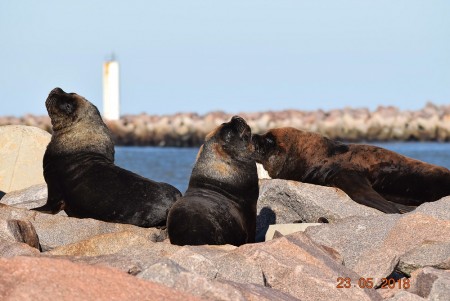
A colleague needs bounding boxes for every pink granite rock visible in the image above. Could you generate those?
[0,256,201,301]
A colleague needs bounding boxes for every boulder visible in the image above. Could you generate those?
[256,179,382,241]
[0,183,50,211]
[384,291,426,301]
[413,195,450,220]
[167,244,265,286]
[0,125,50,194]
[140,259,246,301]
[139,259,297,301]
[409,267,450,300]
[55,236,263,288]
[0,204,167,251]
[265,223,321,241]
[256,163,271,179]
[305,197,450,285]
[0,219,40,249]
[223,281,299,301]
[398,242,450,275]
[0,240,40,258]
[54,253,146,276]
[47,231,157,257]
[0,256,200,301]
[66,240,257,286]
[42,225,381,300]
[230,232,381,301]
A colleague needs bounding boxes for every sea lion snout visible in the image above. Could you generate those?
[230,115,251,141]
[251,132,276,162]
[49,87,66,96]
[46,88,77,117]
[46,87,68,110]
[251,134,263,161]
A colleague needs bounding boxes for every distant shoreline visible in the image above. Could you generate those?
[2,102,450,146]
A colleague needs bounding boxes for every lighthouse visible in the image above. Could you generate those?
[102,57,120,120]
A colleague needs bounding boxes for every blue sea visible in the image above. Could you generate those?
[115,142,450,193]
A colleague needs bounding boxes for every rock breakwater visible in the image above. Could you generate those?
[2,102,450,146]
[2,125,450,300]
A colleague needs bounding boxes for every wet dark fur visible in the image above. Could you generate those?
[167,116,259,246]
[252,127,450,213]
[32,88,181,227]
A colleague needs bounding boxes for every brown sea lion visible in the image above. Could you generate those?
[252,127,450,213]
[167,116,258,246]
[32,87,181,227]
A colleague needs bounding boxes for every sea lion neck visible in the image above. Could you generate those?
[189,142,258,203]
[48,119,115,162]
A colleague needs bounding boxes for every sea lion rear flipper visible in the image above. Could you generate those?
[391,202,416,213]
[330,171,401,213]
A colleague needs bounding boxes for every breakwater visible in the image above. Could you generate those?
[3,102,450,146]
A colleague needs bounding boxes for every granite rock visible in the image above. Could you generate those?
[0,240,40,258]
[412,195,450,221]
[256,179,382,240]
[232,232,381,301]
[0,183,51,211]
[0,256,200,301]
[410,267,450,300]
[0,219,40,249]
[140,259,298,301]
[47,231,157,256]
[398,242,450,276]
[384,291,426,301]
[305,198,450,285]
[0,125,50,194]
[0,204,167,251]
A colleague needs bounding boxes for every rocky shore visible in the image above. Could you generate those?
[1,124,450,300]
[3,102,450,146]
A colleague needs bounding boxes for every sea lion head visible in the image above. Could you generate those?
[46,87,102,131]
[191,116,256,190]
[45,87,114,159]
[252,128,297,178]
[203,115,254,161]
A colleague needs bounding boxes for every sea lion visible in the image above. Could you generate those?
[32,87,181,227]
[167,116,258,246]
[252,127,450,213]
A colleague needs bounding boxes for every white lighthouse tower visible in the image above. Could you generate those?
[102,56,120,120]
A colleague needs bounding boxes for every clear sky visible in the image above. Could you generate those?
[1,1,449,116]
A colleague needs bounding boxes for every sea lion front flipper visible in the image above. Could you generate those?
[31,182,65,214]
[32,200,65,214]
[329,170,401,213]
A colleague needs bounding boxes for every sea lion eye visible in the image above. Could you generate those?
[58,100,75,115]
[265,136,275,145]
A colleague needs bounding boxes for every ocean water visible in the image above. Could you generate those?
[115,142,450,193]
[115,147,199,193]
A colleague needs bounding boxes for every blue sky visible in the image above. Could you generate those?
[1,1,449,116]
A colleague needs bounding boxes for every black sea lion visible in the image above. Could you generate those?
[167,116,258,246]
[252,127,450,213]
[32,87,181,227]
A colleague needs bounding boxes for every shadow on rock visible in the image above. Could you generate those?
[256,207,276,242]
